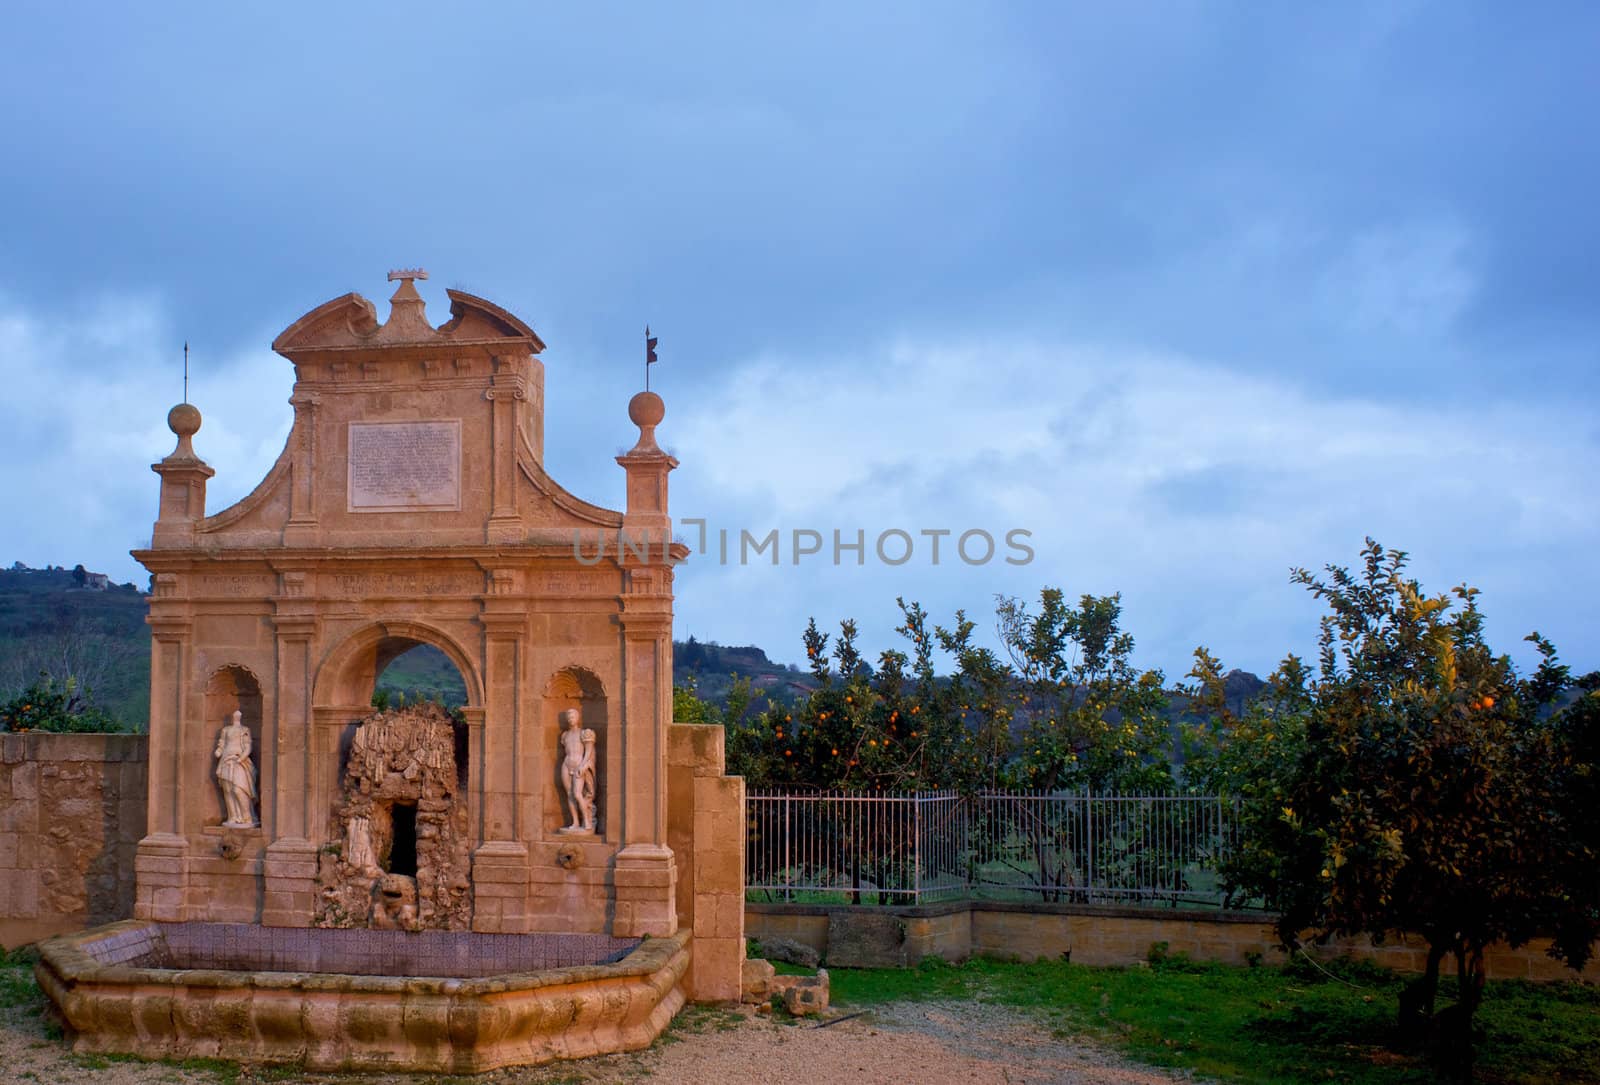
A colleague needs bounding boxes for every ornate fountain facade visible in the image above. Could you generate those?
[36,272,746,1071]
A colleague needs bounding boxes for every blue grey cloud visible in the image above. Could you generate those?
[1,1,1596,674]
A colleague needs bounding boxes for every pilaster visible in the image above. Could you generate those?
[270,613,317,841]
[283,390,320,546]
[475,605,525,843]
[485,364,526,544]
[471,600,532,932]
[145,609,190,840]
[614,578,677,936]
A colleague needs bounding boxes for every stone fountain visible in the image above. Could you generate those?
[35,271,745,1072]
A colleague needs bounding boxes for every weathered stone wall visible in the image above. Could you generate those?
[0,733,147,948]
[747,901,1600,984]
[667,724,744,1002]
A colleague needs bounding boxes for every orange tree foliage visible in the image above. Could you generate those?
[708,590,1175,793]
[1187,540,1597,1080]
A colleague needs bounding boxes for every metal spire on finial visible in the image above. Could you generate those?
[644,326,659,391]
[166,340,203,460]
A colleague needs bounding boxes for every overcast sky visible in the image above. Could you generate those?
[2,2,1595,680]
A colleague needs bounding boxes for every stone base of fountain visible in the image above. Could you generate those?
[36,920,690,1073]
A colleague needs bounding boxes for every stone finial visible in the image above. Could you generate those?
[166,402,203,462]
[626,390,665,454]
[151,400,214,543]
[379,268,435,340]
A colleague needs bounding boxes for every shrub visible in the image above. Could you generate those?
[0,673,134,733]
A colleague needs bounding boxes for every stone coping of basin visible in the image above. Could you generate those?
[69,920,642,981]
[39,920,685,994]
[35,921,694,1074]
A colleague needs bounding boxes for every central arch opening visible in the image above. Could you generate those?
[319,625,479,930]
[374,641,469,709]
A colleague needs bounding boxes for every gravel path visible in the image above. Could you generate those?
[1,991,1195,1085]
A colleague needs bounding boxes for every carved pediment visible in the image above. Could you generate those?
[272,272,545,357]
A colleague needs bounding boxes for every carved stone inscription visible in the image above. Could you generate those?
[348,421,461,512]
[329,572,481,597]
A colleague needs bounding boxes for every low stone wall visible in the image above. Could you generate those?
[747,901,1600,983]
[1,733,147,949]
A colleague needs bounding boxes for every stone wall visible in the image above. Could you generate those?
[667,724,745,1001]
[747,901,1600,984]
[0,733,147,948]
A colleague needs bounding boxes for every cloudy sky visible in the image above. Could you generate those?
[2,2,1596,680]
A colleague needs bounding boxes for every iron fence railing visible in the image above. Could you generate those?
[745,790,1244,907]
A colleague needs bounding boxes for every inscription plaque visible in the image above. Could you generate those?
[348,421,461,512]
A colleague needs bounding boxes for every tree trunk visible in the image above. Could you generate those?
[1397,942,1445,1047]
[1428,944,1485,1082]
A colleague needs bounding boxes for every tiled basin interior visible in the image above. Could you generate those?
[84,921,640,978]
[37,920,691,1073]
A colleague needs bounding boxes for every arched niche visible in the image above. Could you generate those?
[541,667,607,837]
[201,665,262,828]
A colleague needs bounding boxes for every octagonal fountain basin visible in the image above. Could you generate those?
[35,921,691,1074]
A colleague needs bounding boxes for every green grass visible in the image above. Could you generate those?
[0,947,43,1012]
[828,952,1600,1085]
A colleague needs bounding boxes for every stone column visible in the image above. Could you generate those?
[263,613,318,927]
[472,605,530,933]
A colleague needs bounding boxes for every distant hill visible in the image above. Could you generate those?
[674,636,817,706]
[0,564,150,726]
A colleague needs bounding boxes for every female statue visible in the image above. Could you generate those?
[214,709,257,828]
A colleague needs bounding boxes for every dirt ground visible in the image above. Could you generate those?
[0,996,1195,1085]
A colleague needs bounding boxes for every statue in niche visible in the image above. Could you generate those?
[214,710,257,828]
[558,708,597,834]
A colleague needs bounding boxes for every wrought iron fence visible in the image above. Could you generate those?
[745,790,1243,907]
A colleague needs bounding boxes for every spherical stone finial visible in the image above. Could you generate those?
[628,390,665,428]
[625,391,665,455]
[168,402,202,438]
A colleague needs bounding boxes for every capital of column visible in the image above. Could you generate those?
[477,612,528,638]
[271,614,318,638]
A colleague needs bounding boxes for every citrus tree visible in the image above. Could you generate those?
[1216,540,1595,1079]
[997,589,1173,791]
